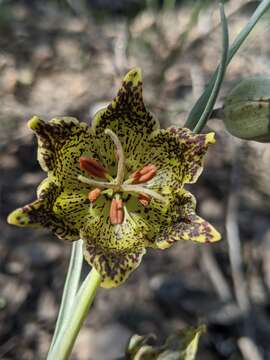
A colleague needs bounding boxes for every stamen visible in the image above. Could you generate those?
[121,184,166,203]
[130,164,157,184]
[88,188,102,202]
[139,169,157,183]
[80,156,107,179]
[105,129,125,185]
[139,164,156,175]
[138,193,151,207]
[109,198,124,225]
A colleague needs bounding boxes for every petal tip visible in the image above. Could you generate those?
[196,222,222,244]
[156,240,171,250]
[209,228,222,243]
[124,67,142,86]
[7,208,28,226]
[28,116,44,131]
[206,132,216,144]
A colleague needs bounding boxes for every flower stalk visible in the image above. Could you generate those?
[48,240,84,352]
[47,268,101,360]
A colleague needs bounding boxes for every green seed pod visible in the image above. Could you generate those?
[223,76,270,142]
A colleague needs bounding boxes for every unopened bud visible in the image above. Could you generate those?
[222,76,270,142]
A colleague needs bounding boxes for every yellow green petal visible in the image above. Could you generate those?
[123,194,172,245]
[80,193,176,287]
[80,194,167,287]
[84,241,146,288]
[7,178,80,240]
[91,68,159,174]
[28,116,100,188]
[80,196,143,250]
[147,128,215,194]
[52,189,91,234]
[156,190,221,249]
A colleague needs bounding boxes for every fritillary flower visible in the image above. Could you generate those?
[8,68,221,288]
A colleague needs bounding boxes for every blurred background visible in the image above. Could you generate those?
[1,0,270,359]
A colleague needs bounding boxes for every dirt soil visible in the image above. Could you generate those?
[1,1,270,359]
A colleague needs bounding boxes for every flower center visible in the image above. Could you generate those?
[78,129,166,225]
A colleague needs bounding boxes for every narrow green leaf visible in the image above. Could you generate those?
[185,0,270,130]
[47,268,101,360]
[48,239,83,351]
[193,1,229,134]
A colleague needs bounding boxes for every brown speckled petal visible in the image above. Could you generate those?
[28,116,100,188]
[144,128,215,196]
[91,68,159,175]
[83,241,146,288]
[156,190,221,249]
[80,194,164,287]
[7,178,80,240]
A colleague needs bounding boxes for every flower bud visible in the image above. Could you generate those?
[223,76,270,142]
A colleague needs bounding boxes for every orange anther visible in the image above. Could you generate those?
[138,169,156,183]
[130,164,157,184]
[138,193,151,207]
[80,156,107,179]
[88,188,102,202]
[139,164,156,175]
[110,198,124,225]
[130,170,141,182]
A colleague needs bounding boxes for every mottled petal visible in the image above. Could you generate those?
[80,193,176,288]
[144,128,215,196]
[79,193,171,287]
[7,178,80,240]
[28,116,100,187]
[80,196,145,250]
[156,190,221,249]
[84,241,146,288]
[52,189,91,235]
[123,195,172,245]
[91,68,159,174]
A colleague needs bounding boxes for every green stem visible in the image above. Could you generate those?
[47,268,102,360]
[49,240,83,351]
[185,0,270,130]
[193,1,229,134]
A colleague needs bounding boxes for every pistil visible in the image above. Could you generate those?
[105,129,125,185]
[121,184,166,203]
[78,175,118,190]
